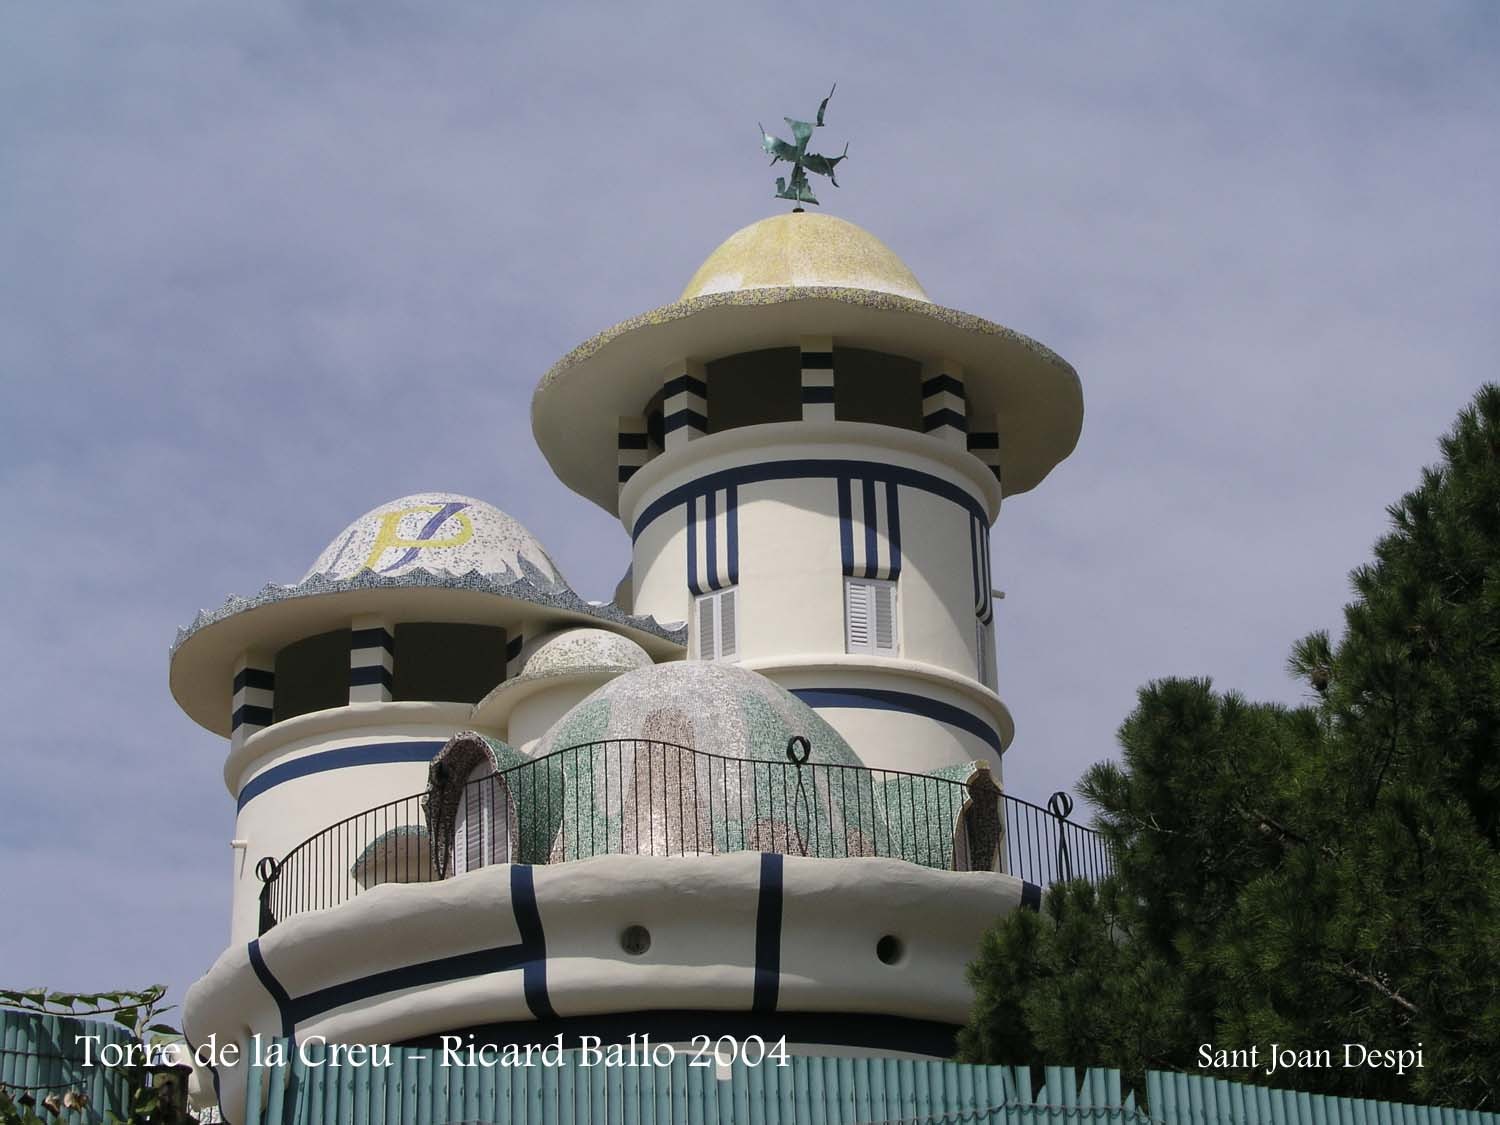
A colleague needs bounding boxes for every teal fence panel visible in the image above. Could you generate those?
[0,1007,135,1122]
[1147,1071,1498,1125]
[240,1044,1149,1125]
[235,1044,1500,1125]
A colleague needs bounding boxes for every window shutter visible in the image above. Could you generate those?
[698,595,717,661]
[464,778,484,872]
[454,797,468,875]
[719,588,738,658]
[873,583,896,653]
[846,580,871,653]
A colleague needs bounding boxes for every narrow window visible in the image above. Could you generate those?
[976,618,991,686]
[846,578,898,656]
[694,586,739,661]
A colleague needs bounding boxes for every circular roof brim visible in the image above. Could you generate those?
[533,286,1083,516]
[169,583,685,737]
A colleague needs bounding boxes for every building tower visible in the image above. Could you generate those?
[177,211,1085,1117]
[534,211,1081,773]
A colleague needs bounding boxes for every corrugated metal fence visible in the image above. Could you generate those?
[0,1008,134,1121]
[5,1017,1494,1125]
[236,1043,1500,1125]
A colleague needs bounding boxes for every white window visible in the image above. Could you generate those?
[454,763,512,874]
[845,577,898,656]
[695,586,739,661]
[976,618,993,686]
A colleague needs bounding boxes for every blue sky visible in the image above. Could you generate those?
[3,1,1498,1011]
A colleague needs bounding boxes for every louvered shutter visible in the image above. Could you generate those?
[464,777,484,872]
[454,794,468,875]
[697,594,717,661]
[719,588,738,658]
[846,580,872,653]
[873,582,896,654]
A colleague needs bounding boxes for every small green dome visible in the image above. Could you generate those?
[531,661,860,766]
[528,663,905,862]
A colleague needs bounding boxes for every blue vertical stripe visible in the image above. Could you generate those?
[248,939,295,1039]
[511,866,557,1021]
[726,485,740,584]
[980,524,993,624]
[837,477,854,577]
[885,480,902,579]
[705,487,719,591]
[970,515,984,613]
[753,854,784,1012]
[861,478,879,579]
[686,494,701,596]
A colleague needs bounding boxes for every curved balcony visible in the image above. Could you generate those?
[255,738,1112,934]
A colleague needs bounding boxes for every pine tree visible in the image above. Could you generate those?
[958,386,1500,1109]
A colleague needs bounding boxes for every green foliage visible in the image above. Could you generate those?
[959,385,1500,1110]
[0,987,185,1124]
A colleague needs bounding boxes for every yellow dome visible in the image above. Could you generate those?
[680,212,929,302]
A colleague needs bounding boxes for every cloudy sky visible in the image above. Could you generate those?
[3,2,1497,1010]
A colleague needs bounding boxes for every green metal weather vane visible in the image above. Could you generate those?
[759,84,848,208]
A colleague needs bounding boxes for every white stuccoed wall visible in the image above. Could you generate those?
[225,702,476,943]
[622,421,1009,775]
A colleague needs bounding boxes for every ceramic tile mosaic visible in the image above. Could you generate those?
[303,493,563,585]
[519,628,653,678]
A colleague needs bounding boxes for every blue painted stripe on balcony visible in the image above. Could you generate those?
[232,667,275,694]
[618,464,640,483]
[800,385,836,404]
[287,940,534,1029]
[1021,881,1043,912]
[967,432,1000,450]
[790,687,1002,753]
[753,853,783,1013]
[799,351,834,369]
[617,431,650,450]
[237,741,444,810]
[861,478,878,579]
[511,865,556,1020]
[266,867,552,1029]
[248,939,294,1039]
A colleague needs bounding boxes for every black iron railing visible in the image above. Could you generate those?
[257,738,1112,933]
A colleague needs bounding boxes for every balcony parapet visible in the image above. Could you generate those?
[256,736,1112,933]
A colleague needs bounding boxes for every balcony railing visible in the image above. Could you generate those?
[256,738,1112,934]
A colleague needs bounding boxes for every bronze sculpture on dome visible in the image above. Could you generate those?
[759,84,847,208]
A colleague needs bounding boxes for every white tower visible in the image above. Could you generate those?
[533,212,1083,777]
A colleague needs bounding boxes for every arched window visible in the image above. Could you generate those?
[454,764,515,873]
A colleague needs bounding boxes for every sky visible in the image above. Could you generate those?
[2,1,1498,1013]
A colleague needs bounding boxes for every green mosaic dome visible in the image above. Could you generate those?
[521,663,966,865]
[530,661,860,765]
